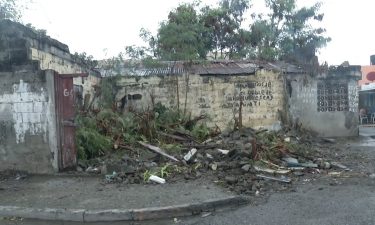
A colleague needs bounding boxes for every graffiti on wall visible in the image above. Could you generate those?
[317,81,351,112]
[222,81,273,108]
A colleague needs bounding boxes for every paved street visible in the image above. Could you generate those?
[3,128,375,225]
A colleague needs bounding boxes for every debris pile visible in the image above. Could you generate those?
[75,104,349,195]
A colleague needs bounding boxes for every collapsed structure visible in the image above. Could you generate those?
[115,61,361,137]
[0,20,361,174]
[0,20,99,173]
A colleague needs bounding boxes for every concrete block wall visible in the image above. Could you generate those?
[0,68,57,173]
[287,74,359,137]
[116,69,285,131]
[30,47,101,105]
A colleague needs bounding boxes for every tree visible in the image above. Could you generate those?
[0,0,21,21]
[250,0,330,63]
[200,0,251,59]
[156,3,208,61]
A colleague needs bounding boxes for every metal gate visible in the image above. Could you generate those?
[54,72,87,171]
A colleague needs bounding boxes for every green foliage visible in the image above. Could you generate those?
[156,3,208,61]
[0,0,20,21]
[200,0,251,59]
[191,123,211,141]
[76,101,212,160]
[72,52,98,69]
[154,102,185,126]
[143,163,182,182]
[251,0,330,62]
[76,115,112,160]
[127,0,329,64]
[98,77,118,109]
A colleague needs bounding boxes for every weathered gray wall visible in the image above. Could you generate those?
[287,68,360,137]
[0,66,58,173]
[116,70,285,131]
[0,20,100,105]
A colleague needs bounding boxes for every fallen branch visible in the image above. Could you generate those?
[138,141,180,162]
[158,132,188,142]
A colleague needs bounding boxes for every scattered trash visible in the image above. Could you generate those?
[253,166,290,175]
[149,175,166,184]
[183,148,197,162]
[323,162,331,169]
[241,164,251,172]
[217,149,229,155]
[86,166,100,173]
[15,173,27,180]
[139,142,180,162]
[256,174,291,183]
[299,162,318,168]
[284,137,291,142]
[293,171,304,176]
[322,138,336,144]
[261,160,285,169]
[201,212,212,218]
[105,171,117,182]
[331,162,349,171]
[202,138,213,144]
[282,157,299,167]
[328,172,341,176]
[289,167,305,171]
[210,163,218,171]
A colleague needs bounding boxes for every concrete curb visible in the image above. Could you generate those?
[0,196,249,222]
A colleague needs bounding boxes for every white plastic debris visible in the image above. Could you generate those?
[217,149,229,155]
[184,148,197,162]
[149,175,166,184]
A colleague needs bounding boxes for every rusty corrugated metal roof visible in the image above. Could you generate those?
[192,61,257,75]
[99,60,305,76]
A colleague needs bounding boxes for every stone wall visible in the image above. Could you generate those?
[0,66,57,173]
[116,69,285,131]
[287,67,361,137]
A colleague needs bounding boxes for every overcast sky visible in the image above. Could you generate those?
[20,0,375,65]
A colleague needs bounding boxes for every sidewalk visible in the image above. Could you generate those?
[0,174,248,222]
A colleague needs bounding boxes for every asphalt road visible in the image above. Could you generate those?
[3,176,375,225]
[3,129,375,225]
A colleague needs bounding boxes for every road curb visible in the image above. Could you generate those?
[0,196,249,222]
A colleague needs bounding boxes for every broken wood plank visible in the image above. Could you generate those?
[254,166,290,175]
[256,174,291,183]
[138,141,180,162]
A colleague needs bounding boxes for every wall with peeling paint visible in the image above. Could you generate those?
[116,66,361,137]
[116,69,285,131]
[0,20,100,107]
[0,66,57,173]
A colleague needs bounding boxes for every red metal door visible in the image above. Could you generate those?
[55,73,77,170]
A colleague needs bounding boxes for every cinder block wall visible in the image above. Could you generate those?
[287,72,360,137]
[0,67,58,173]
[116,69,285,131]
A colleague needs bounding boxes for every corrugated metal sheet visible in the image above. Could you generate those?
[193,62,257,75]
[99,60,305,77]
